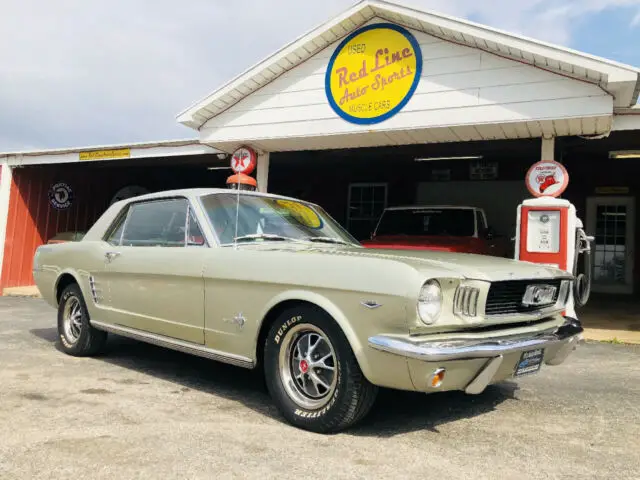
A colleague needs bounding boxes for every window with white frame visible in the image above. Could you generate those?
[347,183,388,241]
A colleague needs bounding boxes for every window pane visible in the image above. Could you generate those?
[106,212,127,246]
[122,199,188,247]
[187,207,205,246]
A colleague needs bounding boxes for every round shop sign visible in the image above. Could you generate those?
[48,182,74,210]
[230,146,257,175]
[325,23,423,125]
[525,160,569,198]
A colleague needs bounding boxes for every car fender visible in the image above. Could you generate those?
[256,289,372,378]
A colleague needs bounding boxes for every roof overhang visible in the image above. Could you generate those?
[0,139,223,167]
[177,0,640,131]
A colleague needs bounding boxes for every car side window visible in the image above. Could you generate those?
[119,199,189,247]
[187,206,206,246]
[476,210,487,236]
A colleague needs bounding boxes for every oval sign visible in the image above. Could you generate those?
[325,23,422,125]
[231,146,257,174]
[525,160,569,198]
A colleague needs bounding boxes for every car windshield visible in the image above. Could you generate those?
[375,208,476,237]
[199,192,360,246]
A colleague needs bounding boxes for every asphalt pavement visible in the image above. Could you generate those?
[0,297,639,480]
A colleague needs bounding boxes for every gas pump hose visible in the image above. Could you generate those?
[572,228,593,308]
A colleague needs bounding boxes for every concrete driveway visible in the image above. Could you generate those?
[0,297,638,479]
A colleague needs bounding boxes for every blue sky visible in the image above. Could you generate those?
[571,7,640,66]
[0,0,639,151]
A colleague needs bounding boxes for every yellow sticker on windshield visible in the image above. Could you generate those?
[275,200,323,229]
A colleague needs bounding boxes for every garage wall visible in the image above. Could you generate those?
[416,181,529,238]
[200,18,611,146]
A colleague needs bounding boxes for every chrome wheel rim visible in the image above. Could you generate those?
[278,324,338,410]
[63,296,83,343]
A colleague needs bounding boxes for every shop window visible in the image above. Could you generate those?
[347,183,388,241]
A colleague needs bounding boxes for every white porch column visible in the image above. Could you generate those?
[541,136,555,161]
[0,163,13,284]
[256,152,270,193]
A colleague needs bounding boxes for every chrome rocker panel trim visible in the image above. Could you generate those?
[91,320,255,369]
[368,318,584,363]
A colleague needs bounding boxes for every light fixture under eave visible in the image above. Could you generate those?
[609,150,640,159]
[414,155,483,162]
[207,166,230,170]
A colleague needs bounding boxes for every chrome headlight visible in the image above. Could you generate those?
[418,280,442,325]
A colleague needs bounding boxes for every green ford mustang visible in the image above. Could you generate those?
[32,188,583,433]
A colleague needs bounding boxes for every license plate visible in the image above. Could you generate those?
[514,348,544,377]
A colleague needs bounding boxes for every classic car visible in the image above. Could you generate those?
[32,188,584,433]
[361,205,511,257]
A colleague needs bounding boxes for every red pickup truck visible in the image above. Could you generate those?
[361,205,511,257]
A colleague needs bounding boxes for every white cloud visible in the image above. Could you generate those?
[0,0,638,150]
[631,10,640,25]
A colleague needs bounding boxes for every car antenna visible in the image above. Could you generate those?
[233,179,240,250]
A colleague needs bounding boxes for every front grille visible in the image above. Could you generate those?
[485,279,562,316]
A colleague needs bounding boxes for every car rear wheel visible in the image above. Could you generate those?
[263,306,378,433]
[57,283,107,356]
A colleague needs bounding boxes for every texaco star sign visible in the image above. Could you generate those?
[230,146,257,175]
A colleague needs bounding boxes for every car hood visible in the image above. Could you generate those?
[362,235,478,251]
[238,242,570,282]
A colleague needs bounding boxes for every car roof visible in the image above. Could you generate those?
[113,187,315,206]
[384,205,479,211]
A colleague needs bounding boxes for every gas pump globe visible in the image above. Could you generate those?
[515,161,594,319]
[226,145,258,191]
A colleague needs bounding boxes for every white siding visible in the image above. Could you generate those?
[201,21,613,149]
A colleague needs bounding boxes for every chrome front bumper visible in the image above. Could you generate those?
[368,318,584,394]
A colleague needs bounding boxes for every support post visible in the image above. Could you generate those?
[541,136,555,161]
[256,152,270,193]
[0,163,13,290]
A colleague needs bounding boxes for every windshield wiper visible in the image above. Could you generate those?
[305,236,351,245]
[233,233,299,243]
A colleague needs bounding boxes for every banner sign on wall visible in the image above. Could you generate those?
[79,148,131,161]
[325,23,422,125]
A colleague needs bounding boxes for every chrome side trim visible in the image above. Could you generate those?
[368,318,583,362]
[464,355,504,395]
[90,320,255,369]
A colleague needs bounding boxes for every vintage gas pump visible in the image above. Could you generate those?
[515,161,594,319]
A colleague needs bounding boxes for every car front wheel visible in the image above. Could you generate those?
[57,283,107,356]
[264,306,377,433]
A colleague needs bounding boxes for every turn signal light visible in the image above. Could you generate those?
[430,368,446,388]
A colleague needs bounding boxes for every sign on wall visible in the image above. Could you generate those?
[325,23,422,125]
[48,182,73,210]
[525,160,569,198]
[79,148,131,161]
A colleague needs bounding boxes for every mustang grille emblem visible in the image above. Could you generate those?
[522,284,557,307]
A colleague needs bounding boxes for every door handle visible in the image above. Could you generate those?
[105,251,120,263]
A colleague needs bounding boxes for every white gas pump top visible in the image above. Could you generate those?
[522,197,572,208]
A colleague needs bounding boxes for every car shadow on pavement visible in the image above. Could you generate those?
[30,327,519,437]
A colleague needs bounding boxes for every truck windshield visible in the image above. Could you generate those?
[199,192,360,246]
[375,208,476,237]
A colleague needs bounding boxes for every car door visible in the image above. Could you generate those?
[101,197,206,344]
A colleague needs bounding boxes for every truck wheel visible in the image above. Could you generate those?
[57,283,107,357]
[263,306,378,433]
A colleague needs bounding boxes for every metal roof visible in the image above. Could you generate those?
[177,0,640,130]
